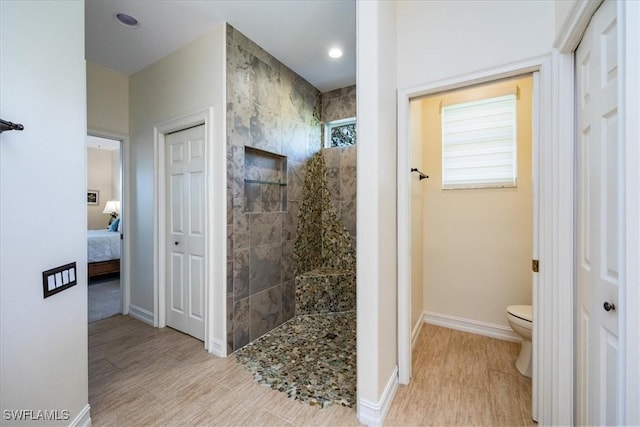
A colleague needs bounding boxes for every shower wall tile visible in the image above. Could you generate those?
[287,160,305,202]
[233,248,250,301]
[227,24,322,351]
[322,85,357,123]
[227,260,233,297]
[249,106,281,154]
[227,144,245,197]
[232,198,249,250]
[249,212,282,246]
[227,295,233,354]
[249,243,282,295]
[245,182,262,212]
[233,297,250,350]
[262,185,281,212]
[326,166,340,197]
[282,240,295,282]
[250,285,283,341]
[341,200,357,241]
[340,165,357,203]
[282,201,299,241]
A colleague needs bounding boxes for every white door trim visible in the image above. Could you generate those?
[87,129,130,317]
[397,54,551,422]
[153,107,227,356]
[550,0,638,424]
[621,2,640,423]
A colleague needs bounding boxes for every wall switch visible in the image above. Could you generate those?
[42,262,77,299]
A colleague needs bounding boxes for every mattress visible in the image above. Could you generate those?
[88,230,121,263]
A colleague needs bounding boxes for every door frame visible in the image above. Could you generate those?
[393,54,565,421]
[87,129,130,316]
[556,0,640,423]
[396,1,639,425]
[153,107,227,356]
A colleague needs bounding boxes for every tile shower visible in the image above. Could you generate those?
[226,24,357,407]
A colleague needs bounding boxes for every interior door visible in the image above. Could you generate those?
[576,1,620,424]
[166,124,206,341]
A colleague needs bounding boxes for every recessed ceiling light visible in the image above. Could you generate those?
[328,47,343,59]
[114,12,139,28]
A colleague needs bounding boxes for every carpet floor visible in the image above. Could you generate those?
[88,275,120,323]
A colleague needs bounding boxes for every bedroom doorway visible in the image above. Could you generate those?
[86,134,125,322]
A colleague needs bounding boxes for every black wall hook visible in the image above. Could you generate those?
[0,119,25,134]
[411,168,429,180]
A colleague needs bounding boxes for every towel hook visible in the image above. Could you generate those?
[0,118,24,134]
[410,168,429,180]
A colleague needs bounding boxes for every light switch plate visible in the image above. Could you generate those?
[42,262,77,298]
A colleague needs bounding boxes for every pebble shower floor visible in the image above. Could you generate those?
[235,311,356,408]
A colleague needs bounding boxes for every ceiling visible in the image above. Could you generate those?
[85,0,356,93]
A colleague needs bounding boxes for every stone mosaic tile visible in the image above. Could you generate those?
[235,311,356,408]
[295,268,356,315]
[282,280,296,321]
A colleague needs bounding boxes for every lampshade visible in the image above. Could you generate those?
[102,200,121,215]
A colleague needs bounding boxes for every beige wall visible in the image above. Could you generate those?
[129,24,226,331]
[87,147,118,230]
[419,75,533,328]
[86,61,129,135]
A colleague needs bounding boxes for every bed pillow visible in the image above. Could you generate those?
[109,218,120,232]
[117,217,122,233]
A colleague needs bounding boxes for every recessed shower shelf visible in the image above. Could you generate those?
[243,179,287,186]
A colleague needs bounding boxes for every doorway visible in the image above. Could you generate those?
[164,124,206,341]
[86,134,127,322]
[397,57,549,422]
[412,74,534,338]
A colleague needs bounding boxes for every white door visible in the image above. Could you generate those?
[576,1,620,424]
[166,125,206,341]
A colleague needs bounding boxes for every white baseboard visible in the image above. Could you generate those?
[208,338,225,357]
[358,366,398,427]
[69,404,91,427]
[423,311,521,342]
[128,304,154,326]
[411,316,424,350]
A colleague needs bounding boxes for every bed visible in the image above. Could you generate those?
[88,229,121,278]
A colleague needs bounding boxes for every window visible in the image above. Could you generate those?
[325,117,356,148]
[441,94,517,189]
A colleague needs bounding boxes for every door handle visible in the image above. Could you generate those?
[603,301,616,312]
[174,241,179,246]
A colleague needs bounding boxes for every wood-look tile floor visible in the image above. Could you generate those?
[89,315,359,426]
[386,323,535,426]
[89,316,533,426]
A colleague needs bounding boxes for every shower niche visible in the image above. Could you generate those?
[243,146,287,213]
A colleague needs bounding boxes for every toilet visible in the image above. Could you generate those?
[506,304,533,378]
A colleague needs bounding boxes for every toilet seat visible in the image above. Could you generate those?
[507,305,532,323]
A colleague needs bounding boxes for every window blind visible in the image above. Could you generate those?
[441,94,517,189]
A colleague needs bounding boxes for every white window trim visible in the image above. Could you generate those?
[324,116,356,148]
